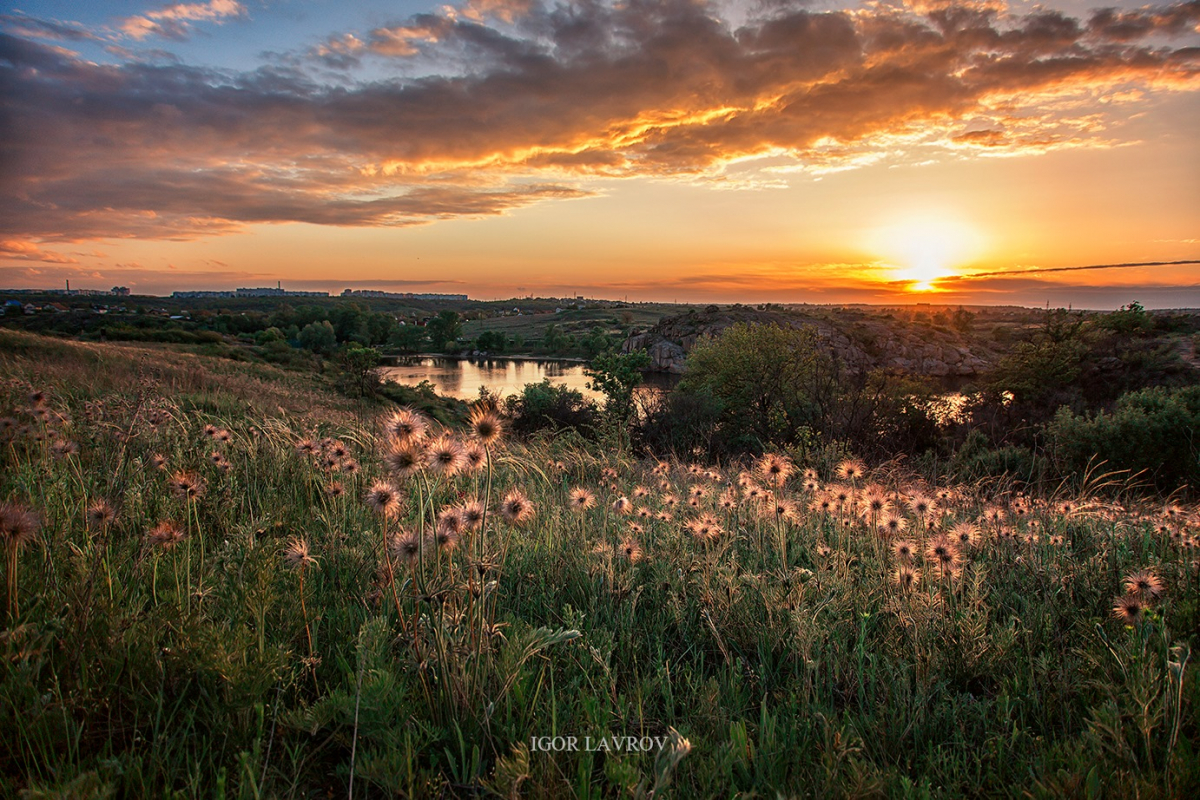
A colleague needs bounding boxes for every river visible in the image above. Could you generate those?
[379,356,678,402]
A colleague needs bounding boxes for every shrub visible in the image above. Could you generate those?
[504,379,598,436]
[1047,385,1200,493]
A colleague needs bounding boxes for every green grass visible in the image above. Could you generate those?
[0,332,1197,798]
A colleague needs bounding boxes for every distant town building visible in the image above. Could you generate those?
[341,289,468,300]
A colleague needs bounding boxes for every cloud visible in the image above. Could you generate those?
[0,239,79,264]
[1,1,1198,245]
[120,0,247,42]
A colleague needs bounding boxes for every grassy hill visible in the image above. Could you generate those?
[0,331,1196,797]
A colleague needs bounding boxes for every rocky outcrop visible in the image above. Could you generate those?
[623,306,996,378]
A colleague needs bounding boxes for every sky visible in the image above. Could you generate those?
[1,0,1198,307]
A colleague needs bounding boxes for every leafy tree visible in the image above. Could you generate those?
[475,330,506,353]
[333,342,382,398]
[389,324,427,353]
[426,311,462,352]
[298,320,337,354]
[585,349,651,431]
[503,379,599,436]
[677,323,822,448]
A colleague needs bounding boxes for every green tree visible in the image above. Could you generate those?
[298,320,337,354]
[389,324,427,353]
[334,342,382,398]
[677,322,822,448]
[426,311,462,352]
[585,349,651,435]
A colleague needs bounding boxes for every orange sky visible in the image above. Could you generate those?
[1,0,1198,307]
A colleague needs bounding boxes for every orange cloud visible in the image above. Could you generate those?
[1,0,1197,247]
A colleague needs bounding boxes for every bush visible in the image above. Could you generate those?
[504,379,599,437]
[1047,385,1200,493]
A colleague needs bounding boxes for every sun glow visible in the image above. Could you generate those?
[870,213,986,292]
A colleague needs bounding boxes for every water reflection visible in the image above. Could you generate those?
[380,357,676,402]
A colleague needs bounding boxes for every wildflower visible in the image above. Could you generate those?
[756,453,794,485]
[0,503,40,548]
[688,485,707,500]
[327,440,349,459]
[168,470,205,501]
[326,481,346,498]
[718,488,738,511]
[816,544,832,558]
[50,440,78,459]
[632,485,650,499]
[662,494,679,508]
[949,521,979,548]
[203,424,219,439]
[27,390,47,408]
[617,537,645,563]
[499,489,535,527]
[283,537,318,570]
[612,496,634,515]
[459,499,486,530]
[892,540,916,563]
[294,439,317,457]
[468,406,504,447]
[983,505,1006,525]
[426,435,465,476]
[431,521,462,552]
[907,493,936,519]
[836,459,866,481]
[770,498,797,522]
[384,407,430,445]
[860,487,890,517]
[656,511,673,522]
[745,484,765,501]
[146,520,185,550]
[893,566,919,591]
[208,451,226,466]
[365,480,402,517]
[383,441,425,478]
[340,458,361,475]
[215,429,232,443]
[463,443,487,473]
[1123,569,1165,601]
[86,500,117,529]
[389,529,422,565]
[1112,595,1146,625]
[879,513,908,537]
[150,453,168,470]
[568,488,596,512]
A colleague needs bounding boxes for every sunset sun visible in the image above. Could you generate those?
[872,214,986,293]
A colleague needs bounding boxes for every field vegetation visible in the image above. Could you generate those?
[1,328,1197,797]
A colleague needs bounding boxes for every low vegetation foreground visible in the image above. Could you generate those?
[0,330,1196,798]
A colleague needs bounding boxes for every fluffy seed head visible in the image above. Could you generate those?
[384,408,430,445]
[500,489,535,527]
[365,480,402,517]
[468,406,504,447]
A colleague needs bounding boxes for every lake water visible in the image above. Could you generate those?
[380,357,677,402]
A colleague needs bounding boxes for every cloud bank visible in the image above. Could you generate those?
[1,0,1198,253]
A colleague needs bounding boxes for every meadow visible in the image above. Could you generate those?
[0,329,1196,798]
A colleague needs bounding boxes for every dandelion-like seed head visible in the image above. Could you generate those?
[1112,595,1146,625]
[463,443,487,474]
[950,521,979,548]
[612,496,634,515]
[383,441,425,479]
[468,406,504,447]
[168,470,205,501]
[384,407,430,445]
[880,513,907,537]
[389,529,421,565]
[836,459,867,481]
[894,566,919,591]
[150,453,168,470]
[618,537,645,562]
[426,435,465,476]
[365,480,402,517]
[500,489,535,527]
[202,424,219,439]
[569,488,596,512]
[86,500,117,528]
[1123,569,1165,601]
[295,438,317,457]
[147,520,185,550]
[908,493,936,518]
[326,481,346,498]
[432,521,461,552]
[459,499,485,530]
[0,503,41,548]
[892,539,916,562]
[284,537,318,570]
[756,453,794,485]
